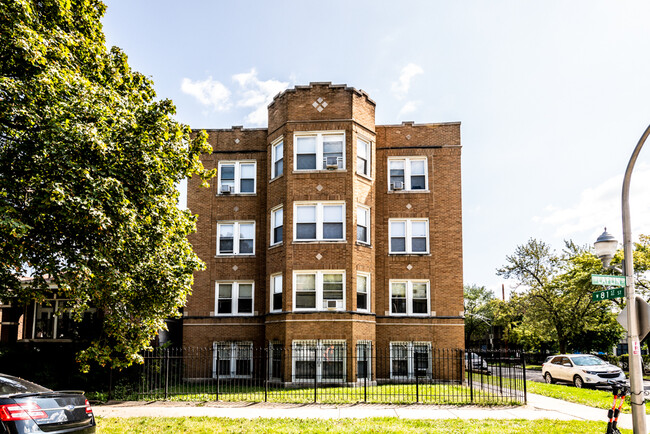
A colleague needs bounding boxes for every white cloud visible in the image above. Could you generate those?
[536,163,650,242]
[181,77,231,111]
[233,69,289,126]
[397,101,419,119]
[391,63,424,99]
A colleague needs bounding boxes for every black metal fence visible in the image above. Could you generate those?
[134,346,527,405]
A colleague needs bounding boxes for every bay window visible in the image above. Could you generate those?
[294,132,345,171]
[293,270,345,311]
[272,139,283,178]
[294,202,345,242]
[271,206,283,245]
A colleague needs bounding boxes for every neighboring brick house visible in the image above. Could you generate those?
[184,82,464,383]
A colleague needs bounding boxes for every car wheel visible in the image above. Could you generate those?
[544,372,555,384]
[573,375,584,388]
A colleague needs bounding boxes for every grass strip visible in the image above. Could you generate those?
[96,417,629,433]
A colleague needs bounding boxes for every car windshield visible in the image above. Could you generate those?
[570,356,607,366]
[0,375,51,395]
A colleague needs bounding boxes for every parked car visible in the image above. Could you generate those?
[0,373,95,433]
[541,354,625,388]
[465,352,491,373]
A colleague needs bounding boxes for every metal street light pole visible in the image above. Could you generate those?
[622,124,650,434]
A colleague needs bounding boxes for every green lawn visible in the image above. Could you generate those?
[96,417,629,433]
[525,380,649,414]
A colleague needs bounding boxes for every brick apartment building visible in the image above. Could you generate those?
[184,82,463,384]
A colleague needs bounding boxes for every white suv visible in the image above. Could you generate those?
[541,354,625,388]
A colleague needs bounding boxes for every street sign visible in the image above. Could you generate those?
[616,296,650,341]
[591,274,626,287]
[592,287,625,301]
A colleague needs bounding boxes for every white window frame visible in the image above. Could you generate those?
[215,281,254,316]
[356,272,370,313]
[270,205,283,246]
[292,270,346,312]
[291,339,347,383]
[356,205,370,245]
[389,341,432,379]
[388,218,429,254]
[387,157,428,191]
[212,341,253,379]
[294,202,346,242]
[356,137,371,178]
[389,279,430,316]
[271,138,283,179]
[293,131,346,171]
[218,161,257,195]
[217,221,255,256]
[270,273,282,312]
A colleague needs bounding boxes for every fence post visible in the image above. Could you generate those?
[498,350,503,395]
[521,351,527,404]
[264,347,269,403]
[314,347,318,403]
[415,366,419,403]
[164,349,170,400]
[467,350,473,403]
[216,348,220,401]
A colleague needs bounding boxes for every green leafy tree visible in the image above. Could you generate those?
[0,0,215,370]
[497,239,622,353]
[463,285,495,347]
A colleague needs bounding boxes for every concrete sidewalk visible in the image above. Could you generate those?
[93,392,631,429]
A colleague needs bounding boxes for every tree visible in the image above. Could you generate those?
[0,0,215,370]
[463,285,495,347]
[497,239,622,353]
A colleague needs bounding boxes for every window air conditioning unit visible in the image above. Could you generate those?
[324,300,343,309]
[391,181,404,191]
[325,156,340,170]
[220,185,233,194]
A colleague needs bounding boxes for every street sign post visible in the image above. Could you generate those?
[592,287,625,301]
[591,274,626,287]
[616,296,650,342]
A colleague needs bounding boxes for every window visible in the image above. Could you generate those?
[356,341,372,380]
[294,132,345,171]
[389,219,428,254]
[31,297,97,340]
[213,341,253,378]
[294,202,345,241]
[271,274,282,312]
[357,138,371,177]
[388,157,427,191]
[357,206,370,244]
[271,206,283,245]
[390,342,432,379]
[217,222,255,255]
[293,270,345,311]
[215,281,253,315]
[356,273,370,312]
[218,161,257,194]
[390,280,429,315]
[271,139,283,178]
[292,340,346,382]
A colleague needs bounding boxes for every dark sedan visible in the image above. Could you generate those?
[0,373,95,433]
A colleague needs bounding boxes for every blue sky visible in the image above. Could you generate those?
[102,1,650,296]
